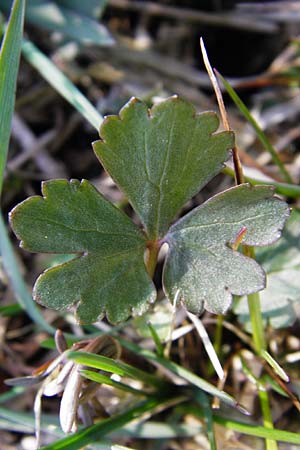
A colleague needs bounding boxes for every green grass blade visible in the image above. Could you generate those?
[0,302,23,316]
[40,398,167,450]
[217,72,293,184]
[261,350,289,382]
[80,369,151,396]
[195,392,217,450]
[67,351,166,389]
[0,405,61,434]
[147,321,164,357]
[258,387,278,450]
[213,414,300,445]
[0,212,55,334]
[0,0,25,196]
[21,39,103,131]
[0,386,25,403]
[117,338,244,411]
[181,403,300,445]
[0,403,200,440]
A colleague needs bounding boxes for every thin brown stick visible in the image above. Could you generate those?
[264,363,300,412]
[200,38,244,185]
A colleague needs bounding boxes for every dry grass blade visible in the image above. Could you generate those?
[200,37,244,185]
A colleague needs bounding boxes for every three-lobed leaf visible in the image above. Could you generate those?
[10,179,155,323]
[93,96,234,239]
[163,184,290,315]
[9,97,290,324]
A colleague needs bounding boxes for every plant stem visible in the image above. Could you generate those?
[244,247,278,450]
[145,241,160,278]
[247,291,266,353]
[214,314,224,356]
[242,357,277,450]
[243,247,266,353]
[231,145,245,185]
[259,387,278,450]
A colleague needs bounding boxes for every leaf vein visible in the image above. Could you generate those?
[31,217,143,241]
[155,109,176,236]
[143,130,160,189]
[175,212,276,232]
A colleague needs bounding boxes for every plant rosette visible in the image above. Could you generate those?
[10,96,290,324]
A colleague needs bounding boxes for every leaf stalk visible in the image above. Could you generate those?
[145,240,160,278]
[259,387,278,450]
[244,246,279,450]
[246,290,266,353]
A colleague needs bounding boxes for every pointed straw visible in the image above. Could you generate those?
[200,37,244,185]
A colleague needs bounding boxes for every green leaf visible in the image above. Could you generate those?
[163,184,289,315]
[9,179,156,323]
[9,97,290,324]
[0,0,25,196]
[235,209,300,328]
[93,96,234,239]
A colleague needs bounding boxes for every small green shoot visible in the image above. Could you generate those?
[146,321,164,357]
